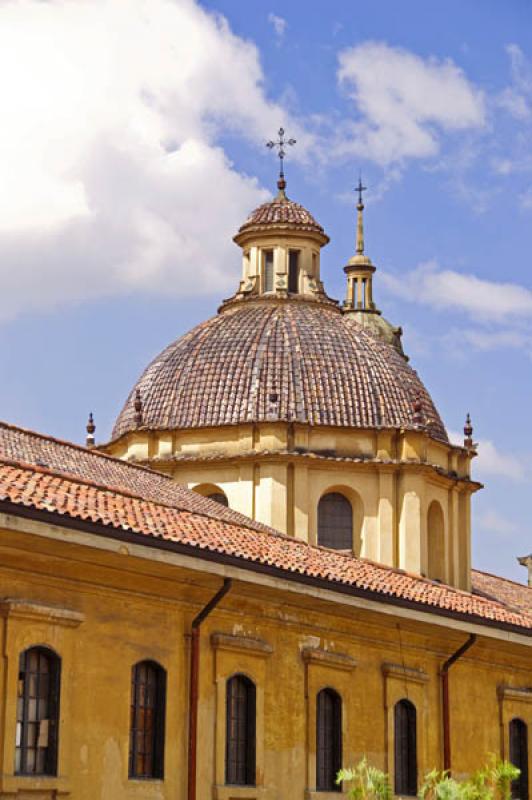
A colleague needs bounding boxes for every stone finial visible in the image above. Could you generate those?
[518,554,532,587]
[134,389,143,427]
[412,393,424,426]
[86,412,96,449]
[464,413,474,448]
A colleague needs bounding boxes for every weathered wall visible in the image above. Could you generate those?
[0,524,529,800]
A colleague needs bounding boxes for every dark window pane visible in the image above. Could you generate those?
[288,251,299,293]
[394,699,417,796]
[318,493,353,550]
[316,688,342,792]
[15,647,60,776]
[264,251,274,293]
[225,675,256,786]
[129,661,166,779]
[510,719,529,800]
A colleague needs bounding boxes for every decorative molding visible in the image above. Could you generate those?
[382,662,429,684]
[0,598,84,628]
[301,647,357,672]
[211,632,273,657]
[498,685,532,704]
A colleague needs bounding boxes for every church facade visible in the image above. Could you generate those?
[0,173,530,800]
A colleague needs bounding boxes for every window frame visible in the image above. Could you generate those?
[225,673,256,787]
[15,646,61,777]
[263,250,274,293]
[394,699,418,797]
[128,660,166,781]
[317,492,353,551]
[288,249,300,294]
[510,718,529,800]
[316,687,342,793]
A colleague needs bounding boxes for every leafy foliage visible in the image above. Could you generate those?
[339,757,520,800]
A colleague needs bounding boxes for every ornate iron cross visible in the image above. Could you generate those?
[356,175,367,207]
[266,127,296,180]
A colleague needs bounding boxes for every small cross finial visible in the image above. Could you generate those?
[356,175,367,208]
[266,127,296,193]
[86,412,96,449]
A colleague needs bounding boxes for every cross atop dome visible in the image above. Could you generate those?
[266,127,296,199]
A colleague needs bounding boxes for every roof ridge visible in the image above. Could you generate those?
[0,452,286,538]
[472,567,531,591]
[0,419,177,482]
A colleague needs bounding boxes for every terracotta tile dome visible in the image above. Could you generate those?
[235,195,329,241]
[112,301,448,442]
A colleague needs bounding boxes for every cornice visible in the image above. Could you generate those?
[301,647,357,672]
[211,632,273,657]
[382,662,429,684]
[0,597,85,627]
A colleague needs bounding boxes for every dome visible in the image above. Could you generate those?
[234,192,329,244]
[112,299,448,442]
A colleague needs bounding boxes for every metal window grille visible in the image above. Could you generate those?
[316,688,342,792]
[225,674,256,786]
[288,251,299,293]
[317,493,353,550]
[510,718,529,800]
[264,251,274,293]
[15,647,60,776]
[208,492,229,507]
[394,699,418,797]
[129,661,166,779]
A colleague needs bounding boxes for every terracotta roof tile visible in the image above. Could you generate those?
[472,569,531,616]
[0,423,529,634]
[236,197,326,237]
[112,301,448,442]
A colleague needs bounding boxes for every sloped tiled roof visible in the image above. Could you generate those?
[236,195,327,238]
[0,422,271,534]
[112,301,448,442]
[472,569,532,617]
[0,423,529,634]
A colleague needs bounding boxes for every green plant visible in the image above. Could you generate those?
[337,757,392,800]
[338,758,520,800]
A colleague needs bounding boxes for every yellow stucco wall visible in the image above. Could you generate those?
[0,520,529,800]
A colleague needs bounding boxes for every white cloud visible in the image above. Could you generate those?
[449,430,527,482]
[336,42,485,165]
[496,44,532,120]
[477,510,521,537]
[0,0,306,321]
[381,260,532,322]
[268,13,287,42]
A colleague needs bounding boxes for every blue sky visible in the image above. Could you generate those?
[0,0,530,583]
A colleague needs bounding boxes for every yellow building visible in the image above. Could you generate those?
[0,175,530,800]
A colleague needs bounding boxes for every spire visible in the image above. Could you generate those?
[266,127,296,201]
[86,412,96,448]
[355,175,367,255]
[134,389,143,427]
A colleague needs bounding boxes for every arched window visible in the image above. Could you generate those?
[510,718,529,800]
[288,250,299,293]
[394,699,417,797]
[226,674,256,786]
[318,493,353,550]
[208,492,229,507]
[316,688,342,792]
[129,661,166,779]
[264,250,274,293]
[427,501,445,582]
[15,647,60,776]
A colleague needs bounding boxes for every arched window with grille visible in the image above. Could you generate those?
[15,646,61,776]
[318,492,353,550]
[129,661,166,779]
[226,674,256,786]
[316,688,342,792]
[510,718,529,800]
[394,699,417,797]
